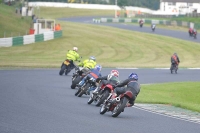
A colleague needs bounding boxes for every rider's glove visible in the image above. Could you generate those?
[112,85,116,89]
[96,78,100,83]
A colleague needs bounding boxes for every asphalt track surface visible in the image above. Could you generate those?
[1,17,200,133]
[1,69,200,133]
[59,16,200,43]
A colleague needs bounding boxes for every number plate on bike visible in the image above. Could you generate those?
[64,61,70,65]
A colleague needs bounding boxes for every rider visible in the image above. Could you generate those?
[77,56,97,76]
[94,70,120,94]
[113,73,140,107]
[65,47,81,70]
[78,56,97,69]
[139,19,144,25]
[151,23,156,29]
[189,27,193,35]
[170,53,180,70]
[78,65,102,95]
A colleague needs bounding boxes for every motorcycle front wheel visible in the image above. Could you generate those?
[75,89,81,96]
[111,97,128,117]
[71,76,81,89]
[78,83,90,97]
[100,104,108,115]
[95,90,109,107]
[87,94,94,104]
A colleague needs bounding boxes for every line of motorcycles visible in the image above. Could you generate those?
[139,21,156,32]
[59,62,134,117]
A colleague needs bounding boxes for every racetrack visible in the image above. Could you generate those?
[0,16,200,133]
[0,69,200,133]
[59,16,200,43]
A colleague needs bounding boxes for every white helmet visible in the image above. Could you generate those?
[73,47,78,51]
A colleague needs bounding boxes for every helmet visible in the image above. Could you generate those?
[95,65,102,72]
[73,47,78,51]
[128,73,138,80]
[174,52,177,55]
[110,70,119,77]
[89,56,96,61]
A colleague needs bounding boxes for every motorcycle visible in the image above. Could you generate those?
[74,72,97,97]
[193,31,197,39]
[59,60,75,76]
[71,66,85,89]
[151,24,156,32]
[99,90,133,117]
[189,30,197,39]
[90,82,115,107]
[170,63,178,74]
[189,31,193,37]
[139,21,144,28]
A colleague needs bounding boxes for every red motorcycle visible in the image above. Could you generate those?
[99,90,133,117]
[94,83,115,107]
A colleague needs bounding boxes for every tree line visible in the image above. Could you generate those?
[28,0,160,10]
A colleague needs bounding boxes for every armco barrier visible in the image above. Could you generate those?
[0,30,62,47]
[97,18,198,29]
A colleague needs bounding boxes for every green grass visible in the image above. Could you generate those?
[0,20,200,68]
[0,4,32,38]
[0,7,200,68]
[137,82,200,112]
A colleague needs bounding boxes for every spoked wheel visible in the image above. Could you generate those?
[59,65,66,75]
[78,83,90,97]
[100,104,108,115]
[95,90,109,107]
[87,95,94,104]
[111,97,128,117]
[71,76,81,89]
[75,89,81,96]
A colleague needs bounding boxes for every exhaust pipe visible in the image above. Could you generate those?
[112,97,120,103]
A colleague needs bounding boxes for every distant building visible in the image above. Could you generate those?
[160,0,200,14]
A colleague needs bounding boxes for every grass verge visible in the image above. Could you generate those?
[137,82,200,112]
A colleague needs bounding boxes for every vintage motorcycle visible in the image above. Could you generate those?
[170,62,178,74]
[151,24,156,32]
[193,30,197,39]
[88,82,115,107]
[71,66,84,89]
[74,72,97,97]
[99,90,133,117]
[189,29,197,39]
[139,21,144,28]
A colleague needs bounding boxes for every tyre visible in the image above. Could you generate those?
[71,76,81,89]
[100,104,108,114]
[75,89,81,96]
[87,95,94,104]
[95,90,109,107]
[78,83,90,97]
[112,97,128,117]
[59,65,66,75]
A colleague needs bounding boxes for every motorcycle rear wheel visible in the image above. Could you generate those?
[112,97,128,117]
[59,65,66,75]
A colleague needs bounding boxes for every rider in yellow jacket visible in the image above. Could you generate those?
[65,47,81,69]
[78,56,97,69]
